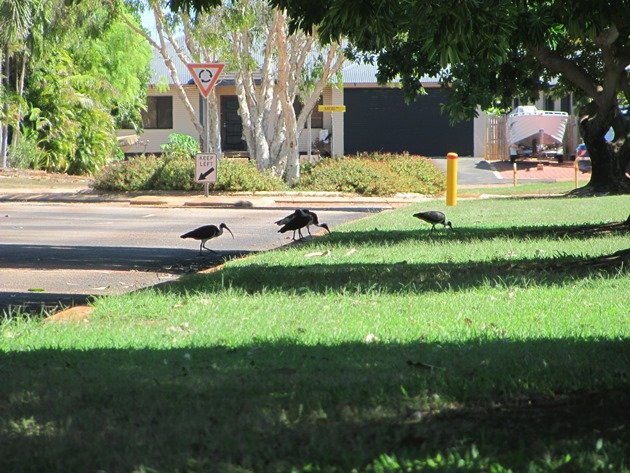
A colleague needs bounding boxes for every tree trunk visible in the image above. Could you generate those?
[1,46,8,168]
[10,53,27,148]
[207,88,222,153]
[122,8,206,140]
[274,13,300,186]
[0,123,6,168]
[579,102,630,193]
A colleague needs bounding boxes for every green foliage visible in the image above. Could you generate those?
[299,153,446,196]
[149,155,198,191]
[72,18,152,130]
[2,2,151,175]
[92,155,288,192]
[160,133,201,159]
[214,159,288,192]
[23,50,117,175]
[365,447,512,472]
[6,135,47,169]
[93,154,160,191]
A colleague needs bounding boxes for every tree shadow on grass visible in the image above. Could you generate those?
[328,220,629,246]
[161,249,629,296]
[1,338,627,472]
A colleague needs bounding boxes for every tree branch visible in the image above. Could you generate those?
[594,25,619,48]
[119,9,161,51]
[150,2,203,135]
[531,45,599,102]
[182,10,201,61]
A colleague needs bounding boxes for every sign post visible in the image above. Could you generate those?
[186,63,224,196]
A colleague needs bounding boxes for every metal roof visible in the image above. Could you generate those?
[149,41,439,87]
[341,62,438,86]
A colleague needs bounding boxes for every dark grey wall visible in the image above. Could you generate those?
[344,88,474,157]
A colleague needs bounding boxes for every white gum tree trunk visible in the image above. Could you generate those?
[123,2,222,153]
[232,30,271,169]
[274,12,300,185]
[230,4,345,183]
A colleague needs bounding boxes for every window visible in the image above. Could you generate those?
[142,96,173,129]
[294,96,324,128]
[544,95,555,111]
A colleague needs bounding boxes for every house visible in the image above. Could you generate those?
[116,43,343,157]
[118,47,579,160]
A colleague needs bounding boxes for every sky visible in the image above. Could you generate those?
[140,9,158,39]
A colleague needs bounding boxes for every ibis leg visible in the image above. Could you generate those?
[202,242,217,254]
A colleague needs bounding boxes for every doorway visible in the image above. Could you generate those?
[221,96,246,151]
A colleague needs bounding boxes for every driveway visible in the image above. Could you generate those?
[430,156,504,185]
[0,202,380,314]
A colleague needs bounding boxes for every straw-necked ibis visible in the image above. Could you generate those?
[276,209,330,240]
[180,223,234,255]
[413,211,452,232]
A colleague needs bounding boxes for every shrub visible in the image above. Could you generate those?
[24,50,117,175]
[160,133,200,159]
[93,154,160,191]
[7,135,47,169]
[299,153,446,196]
[215,160,288,192]
[92,155,287,192]
[149,155,198,191]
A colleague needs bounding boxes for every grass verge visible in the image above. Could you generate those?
[1,195,629,472]
[460,181,577,196]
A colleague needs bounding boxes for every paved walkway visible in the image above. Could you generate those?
[489,159,588,182]
[0,189,434,209]
[1,157,586,208]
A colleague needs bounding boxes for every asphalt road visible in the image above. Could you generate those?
[0,202,380,314]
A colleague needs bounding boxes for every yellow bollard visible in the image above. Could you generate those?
[513,162,517,187]
[574,158,579,188]
[446,152,458,206]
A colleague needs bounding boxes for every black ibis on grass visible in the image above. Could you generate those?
[274,209,309,239]
[413,211,452,233]
[180,223,234,255]
[276,209,330,240]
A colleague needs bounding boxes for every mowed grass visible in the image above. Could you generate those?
[1,195,629,472]
[460,181,577,196]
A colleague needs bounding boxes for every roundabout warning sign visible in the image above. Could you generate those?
[186,63,224,97]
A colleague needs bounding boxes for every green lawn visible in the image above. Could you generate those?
[1,195,629,472]
[460,181,577,196]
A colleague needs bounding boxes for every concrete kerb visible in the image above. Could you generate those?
[133,193,432,209]
[0,188,434,209]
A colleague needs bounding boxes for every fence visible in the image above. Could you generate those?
[485,115,508,161]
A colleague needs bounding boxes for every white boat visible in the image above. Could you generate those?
[506,106,569,161]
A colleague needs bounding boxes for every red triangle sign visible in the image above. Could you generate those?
[186,63,225,98]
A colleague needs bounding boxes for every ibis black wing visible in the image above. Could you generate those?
[181,225,219,239]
